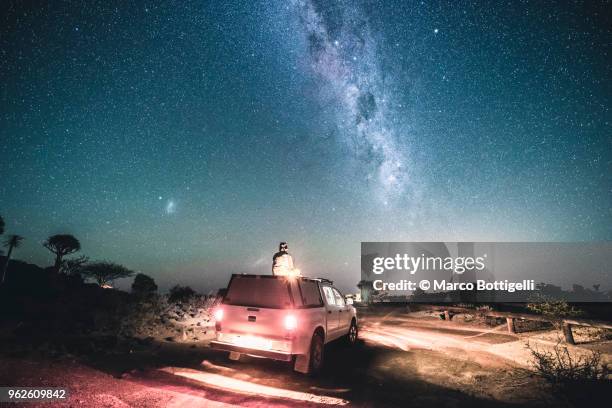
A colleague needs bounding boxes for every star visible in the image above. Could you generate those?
[0,0,608,296]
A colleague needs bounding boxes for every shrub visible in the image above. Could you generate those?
[120,294,166,338]
[131,273,158,297]
[527,341,609,383]
[527,293,582,328]
[120,292,219,339]
[168,285,196,303]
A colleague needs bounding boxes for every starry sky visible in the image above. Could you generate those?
[1,0,610,293]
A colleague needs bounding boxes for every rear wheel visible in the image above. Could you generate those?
[346,320,358,346]
[309,332,324,375]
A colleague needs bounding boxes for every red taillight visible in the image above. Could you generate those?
[214,308,223,332]
[284,315,297,331]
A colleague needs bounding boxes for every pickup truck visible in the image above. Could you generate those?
[211,274,358,375]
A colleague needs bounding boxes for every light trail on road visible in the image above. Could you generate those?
[161,368,349,406]
[358,313,540,367]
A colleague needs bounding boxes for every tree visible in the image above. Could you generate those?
[131,273,158,296]
[2,234,24,284]
[43,234,81,273]
[357,280,376,304]
[81,261,134,287]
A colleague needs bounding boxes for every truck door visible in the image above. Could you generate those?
[321,285,340,337]
[332,287,350,333]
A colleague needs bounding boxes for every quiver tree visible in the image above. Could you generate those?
[43,234,81,273]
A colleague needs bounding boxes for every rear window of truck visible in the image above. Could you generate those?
[223,276,292,309]
[299,280,323,307]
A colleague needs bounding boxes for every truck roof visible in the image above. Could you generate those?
[229,273,333,285]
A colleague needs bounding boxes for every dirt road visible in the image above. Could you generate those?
[1,308,603,407]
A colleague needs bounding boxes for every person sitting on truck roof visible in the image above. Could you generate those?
[272,242,300,276]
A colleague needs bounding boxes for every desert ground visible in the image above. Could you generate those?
[1,307,610,407]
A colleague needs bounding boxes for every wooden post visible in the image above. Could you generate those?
[562,322,575,345]
[506,317,516,333]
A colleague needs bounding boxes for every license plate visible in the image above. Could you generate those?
[233,335,272,350]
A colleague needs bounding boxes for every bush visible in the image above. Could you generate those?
[131,273,158,297]
[120,294,166,338]
[119,292,219,340]
[527,341,609,383]
[168,285,196,303]
[527,293,582,328]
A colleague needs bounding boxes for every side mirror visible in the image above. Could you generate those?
[345,296,354,305]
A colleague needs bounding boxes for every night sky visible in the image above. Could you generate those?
[1,1,610,293]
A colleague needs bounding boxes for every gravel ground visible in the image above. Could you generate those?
[1,308,609,407]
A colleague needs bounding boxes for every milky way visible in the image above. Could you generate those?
[1,1,609,293]
[293,0,415,204]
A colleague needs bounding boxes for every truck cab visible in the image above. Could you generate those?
[211,274,358,374]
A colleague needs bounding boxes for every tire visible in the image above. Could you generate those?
[308,331,324,375]
[346,320,358,346]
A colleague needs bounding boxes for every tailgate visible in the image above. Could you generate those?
[218,274,297,339]
[221,304,289,339]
